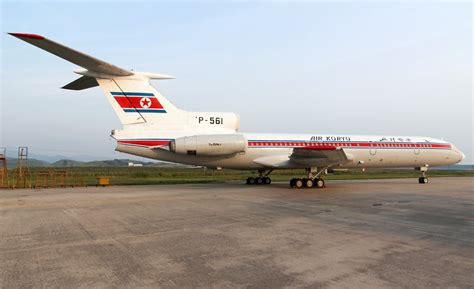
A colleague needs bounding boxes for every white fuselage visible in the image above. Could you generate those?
[113,130,465,170]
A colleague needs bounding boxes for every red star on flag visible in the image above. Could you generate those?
[140,97,151,108]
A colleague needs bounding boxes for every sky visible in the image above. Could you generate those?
[1,1,472,163]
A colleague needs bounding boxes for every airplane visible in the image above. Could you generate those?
[8,33,466,188]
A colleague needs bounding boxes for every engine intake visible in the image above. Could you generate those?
[169,134,247,156]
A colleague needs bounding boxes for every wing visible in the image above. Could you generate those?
[289,147,352,167]
[9,33,133,76]
[252,146,352,168]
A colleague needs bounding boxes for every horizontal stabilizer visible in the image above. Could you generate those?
[62,75,99,90]
[8,33,133,76]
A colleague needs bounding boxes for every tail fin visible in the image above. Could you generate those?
[9,33,179,125]
[94,73,183,125]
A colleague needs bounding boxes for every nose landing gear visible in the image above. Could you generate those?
[416,166,429,184]
[418,177,429,184]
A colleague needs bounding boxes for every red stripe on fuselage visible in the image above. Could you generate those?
[118,140,170,147]
[247,141,451,149]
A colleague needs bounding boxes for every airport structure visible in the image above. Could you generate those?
[0,146,88,189]
[11,146,31,189]
[0,147,8,188]
[9,33,465,188]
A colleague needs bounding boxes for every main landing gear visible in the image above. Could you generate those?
[290,167,328,189]
[246,169,273,185]
[290,177,325,189]
[417,166,429,184]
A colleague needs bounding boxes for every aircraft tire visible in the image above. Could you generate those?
[315,178,325,188]
[294,179,304,189]
[256,177,264,185]
[418,177,428,184]
[247,177,255,185]
[305,179,314,188]
[302,178,308,186]
[263,177,271,185]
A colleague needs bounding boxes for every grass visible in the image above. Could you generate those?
[2,167,472,188]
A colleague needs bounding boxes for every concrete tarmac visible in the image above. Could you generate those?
[1,177,473,289]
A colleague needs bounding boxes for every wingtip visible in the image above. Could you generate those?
[8,33,45,40]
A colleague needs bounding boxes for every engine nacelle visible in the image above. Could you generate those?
[169,134,247,156]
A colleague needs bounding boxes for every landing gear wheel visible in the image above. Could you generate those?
[255,177,264,185]
[315,178,325,188]
[263,177,271,185]
[302,178,308,186]
[418,177,428,184]
[290,178,296,188]
[304,179,314,188]
[294,178,304,189]
[247,177,255,185]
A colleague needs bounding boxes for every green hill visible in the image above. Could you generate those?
[6,157,50,168]
[50,159,85,167]
[5,157,172,168]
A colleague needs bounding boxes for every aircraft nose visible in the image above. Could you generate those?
[452,145,465,162]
